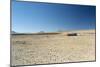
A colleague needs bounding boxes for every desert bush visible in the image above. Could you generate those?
[15,41,26,44]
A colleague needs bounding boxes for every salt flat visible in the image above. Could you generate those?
[11,29,95,66]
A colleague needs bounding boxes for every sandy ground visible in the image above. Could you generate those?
[11,29,95,66]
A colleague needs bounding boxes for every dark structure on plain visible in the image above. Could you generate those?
[67,33,77,36]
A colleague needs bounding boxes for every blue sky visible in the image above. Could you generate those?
[12,0,96,33]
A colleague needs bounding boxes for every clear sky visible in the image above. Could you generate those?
[12,0,96,33]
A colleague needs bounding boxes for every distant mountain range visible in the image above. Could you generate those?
[11,31,17,34]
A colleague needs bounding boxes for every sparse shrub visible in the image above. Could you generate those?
[15,41,32,45]
[15,41,26,44]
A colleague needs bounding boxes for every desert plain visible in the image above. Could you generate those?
[11,29,96,66]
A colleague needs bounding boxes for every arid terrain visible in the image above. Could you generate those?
[11,29,96,66]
